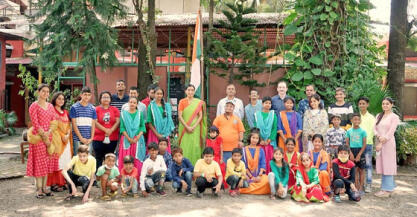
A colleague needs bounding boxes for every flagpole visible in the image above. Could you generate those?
[199,8,205,101]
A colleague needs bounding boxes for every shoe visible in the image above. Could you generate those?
[100,195,111,201]
[185,191,193,197]
[133,194,140,198]
[359,190,365,196]
[334,195,341,203]
[109,191,118,197]
[375,191,391,198]
[365,184,372,193]
[196,191,203,198]
[176,189,182,194]
[270,194,276,200]
[158,191,167,197]
[121,193,127,198]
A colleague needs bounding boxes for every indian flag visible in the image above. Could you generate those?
[191,10,203,98]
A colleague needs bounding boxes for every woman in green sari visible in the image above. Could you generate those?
[178,84,207,165]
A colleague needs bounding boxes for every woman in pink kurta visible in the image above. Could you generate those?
[27,84,56,198]
[373,97,400,197]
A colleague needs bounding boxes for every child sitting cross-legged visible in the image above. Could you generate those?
[96,153,120,201]
[140,142,167,197]
[225,148,249,197]
[194,147,223,198]
[120,155,139,198]
[268,147,289,200]
[291,152,329,203]
[171,147,194,196]
[332,145,361,203]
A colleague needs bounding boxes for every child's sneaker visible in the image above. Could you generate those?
[176,189,182,194]
[185,191,193,197]
[365,184,372,193]
[100,195,111,201]
[196,191,203,198]
[158,191,167,197]
[334,195,341,203]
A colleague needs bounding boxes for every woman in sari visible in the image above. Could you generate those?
[239,129,270,195]
[147,87,175,153]
[302,94,328,152]
[119,97,146,174]
[278,97,303,153]
[47,92,73,192]
[178,84,207,165]
[254,96,277,173]
[291,152,329,203]
[27,84,56,198]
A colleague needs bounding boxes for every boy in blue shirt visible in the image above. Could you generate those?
[70,87,97,155]
[346,113,367,195]
[171,147,194,196]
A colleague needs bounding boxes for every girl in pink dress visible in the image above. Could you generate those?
[27,84,56,198]
[374,97,400,198]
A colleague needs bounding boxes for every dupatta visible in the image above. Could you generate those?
[121,110,146,161]
[150,100,175,137]
[255,110,277,147]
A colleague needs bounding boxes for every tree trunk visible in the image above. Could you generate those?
[148,0,156,88]
[91,61,99,104]
[387,0,408,116]
[137,39,153,99]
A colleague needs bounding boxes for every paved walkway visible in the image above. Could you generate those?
[0,129,26,179]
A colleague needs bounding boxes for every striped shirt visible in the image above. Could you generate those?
[70,102,97,141]
[328,103,354,128]
[110,94,129,111]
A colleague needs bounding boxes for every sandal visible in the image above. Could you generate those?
[43,191,54,197]
[64,195,75,201]
[100,195,111,201]
[35,193,45,199]
[270,194,276,200]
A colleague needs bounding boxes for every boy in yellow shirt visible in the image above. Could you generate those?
[62,145,96,203]
[226,148,249,197]
[194,147,223,198]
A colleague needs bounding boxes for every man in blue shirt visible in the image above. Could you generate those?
[271,81,292,116]
[297,84,324,116]
[110,80,129,111]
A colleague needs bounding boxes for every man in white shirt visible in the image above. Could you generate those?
[121,86,147,121]
[216,84,244,119]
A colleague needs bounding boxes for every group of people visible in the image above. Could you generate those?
[25,79,400,203]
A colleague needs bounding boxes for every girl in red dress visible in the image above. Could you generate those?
[205,126,226,187]
[27,84,56,198]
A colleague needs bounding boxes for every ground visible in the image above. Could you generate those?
[1,134,417,217]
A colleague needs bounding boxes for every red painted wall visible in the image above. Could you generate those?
[7,40,24,58]
[7,71,25,127]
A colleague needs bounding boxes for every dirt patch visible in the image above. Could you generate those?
[1,170,416,217]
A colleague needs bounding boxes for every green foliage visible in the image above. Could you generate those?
[281,0,386,104]
[31,0,127,87]
[0,110,18,135]
[396,121,417,161]
[206,0,268,88]
[346,74,391,115]
[62,88,81,111]
[17,64,40,104]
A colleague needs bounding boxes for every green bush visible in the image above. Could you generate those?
[346,74,391,115]
[0,110,18,135]
[396,121,417,161]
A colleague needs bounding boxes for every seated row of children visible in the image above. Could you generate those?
[61,126,362,203]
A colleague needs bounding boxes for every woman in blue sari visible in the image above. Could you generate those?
[254,96,277,173]
[147,87,175,153]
